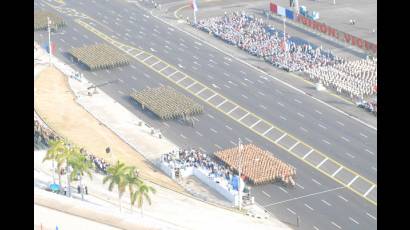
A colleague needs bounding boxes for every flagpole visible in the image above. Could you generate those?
[283,17,286,68]
[47,17,52,66]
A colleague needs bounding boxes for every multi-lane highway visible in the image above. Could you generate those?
[34,0,377,229]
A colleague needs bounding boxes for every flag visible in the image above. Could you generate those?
[277,6,286,17]
[270,3,277,14]
[190,0,198,12]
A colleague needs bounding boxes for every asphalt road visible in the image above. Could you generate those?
[34,0,377,229]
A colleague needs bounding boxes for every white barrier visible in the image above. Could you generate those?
[160,160,239,205]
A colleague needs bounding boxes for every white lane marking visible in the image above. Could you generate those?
[199,147,207,153]
[294,98,302,104]
[313,226,320,230]
[316,158,328,168]
[275,89,283,94]
[195,131,203,137]
[262,191,271,198]
[257,79,264,84]
[223,72,230,77]
[151,60,161,67]
[366,212,377,221]
[250,119,262,128]
[230,140,237,146]
[227,105,239,114]
[312,178,322,186]
[177,64,184,69]
[344,152,355,158]
[180,134,187,139]
[330,221,341,229]
[131,76,137,80]
[130,65,136,69]
[341,136,350,142]
[321,199,331,206]
[318,124,327,129]
[244,78,254,84]
[223,84,231,89]
[118,90,124,95]
[186,82,197,89]
[193,117,200,122]
[304,203,314,211]
[349,217,359,225]
[207,114,215,119]
[296,183,305,189]
[259,104,267,110]
[194,87,207,95]
[322,139,331,145]
[238,112,250,121]
[336,121,345,126]
[228,80,238,86]
[280,115,287,121]
[225,125,232,130]
[207,75,214,80]
[365,149,375,155]
[205,93,218,102]
[277,102,284,107]
[193,61,200,66]
[279,187,288,194]
[211,83,220,89]
[214,144,222,149]
[288,141,299,151]
[241,94,248,99]
[363,184,376,197]
[257,91,265,96]
[210,128,218,133]
[216,99,228,108]
[262,126,273,136]
[60,38,65,43]
[167,27,174,31]
[297,112,305,118]
[194,41,202,46]
[275,133,287,143]
[303,149,314,159]
[332,166,344,176]
[300,126,308,132]
[223,62,230,66]
[239,81,248,87]
[360,133,368,138]
[315,110,322,115]
[264,187,345,207]
[144,73,151,79]
[337,195,348,202]
[117,78,124,83]
[287,208,296,215]
[244,137,252,143]
[239,70,246,75]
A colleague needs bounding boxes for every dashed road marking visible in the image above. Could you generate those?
[300,127,308,132]
[337,195,348,202]
[365,149,375,156]
[277,102,284,107]
[296,183,305,189]
[262,191,271,198]
[280,116,287,121]
[318,124,327,129]
[312,178,322,186]
[341,136,350,142]
[315,110,322,115]
[297,112,305,118]
[287,208,296,215]
[336,121,345,126]
[360,133,368,138]
[322,139,331,145]
[214,144,222,149]
[210,128,218,133]
[304,203,314,211]
[330,221,341,229]
[225,125,232,130]
[366,212,377,221]
[321,199,331,206]
[344,152,355,159]
[349,217,359,225]
[180,134,187,139]
[195,131,203,137]
[294,98,302,104]
[207,113,215,119]
[279,187,288,194]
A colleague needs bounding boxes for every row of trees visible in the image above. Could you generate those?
[43,139,156,216]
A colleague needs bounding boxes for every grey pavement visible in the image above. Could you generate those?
[34,0,377,229]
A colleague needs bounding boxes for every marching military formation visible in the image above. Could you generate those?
[131,86,203,120]
[34,11,65,31]
[215,144,296,186]
[69,44,129,71]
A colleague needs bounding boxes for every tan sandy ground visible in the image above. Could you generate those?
[34,67,183,193]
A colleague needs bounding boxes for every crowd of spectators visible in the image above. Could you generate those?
[162,148,236,183]
[195,11,340,72]
[81,148,111,174]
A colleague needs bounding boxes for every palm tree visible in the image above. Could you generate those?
[103,161,132,212]
[131,181,156,217]
[43,139,66,189]
[125,167,142,212]
[68,148,94,200]
[56,143,78,197]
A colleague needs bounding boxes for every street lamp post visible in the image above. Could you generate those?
[238,138,243,210]
[47,17,52,66]
[283,17,287,68]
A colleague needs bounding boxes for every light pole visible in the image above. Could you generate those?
[283,17,287,69]
[47,17,52,66]
[238,138,243,210]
